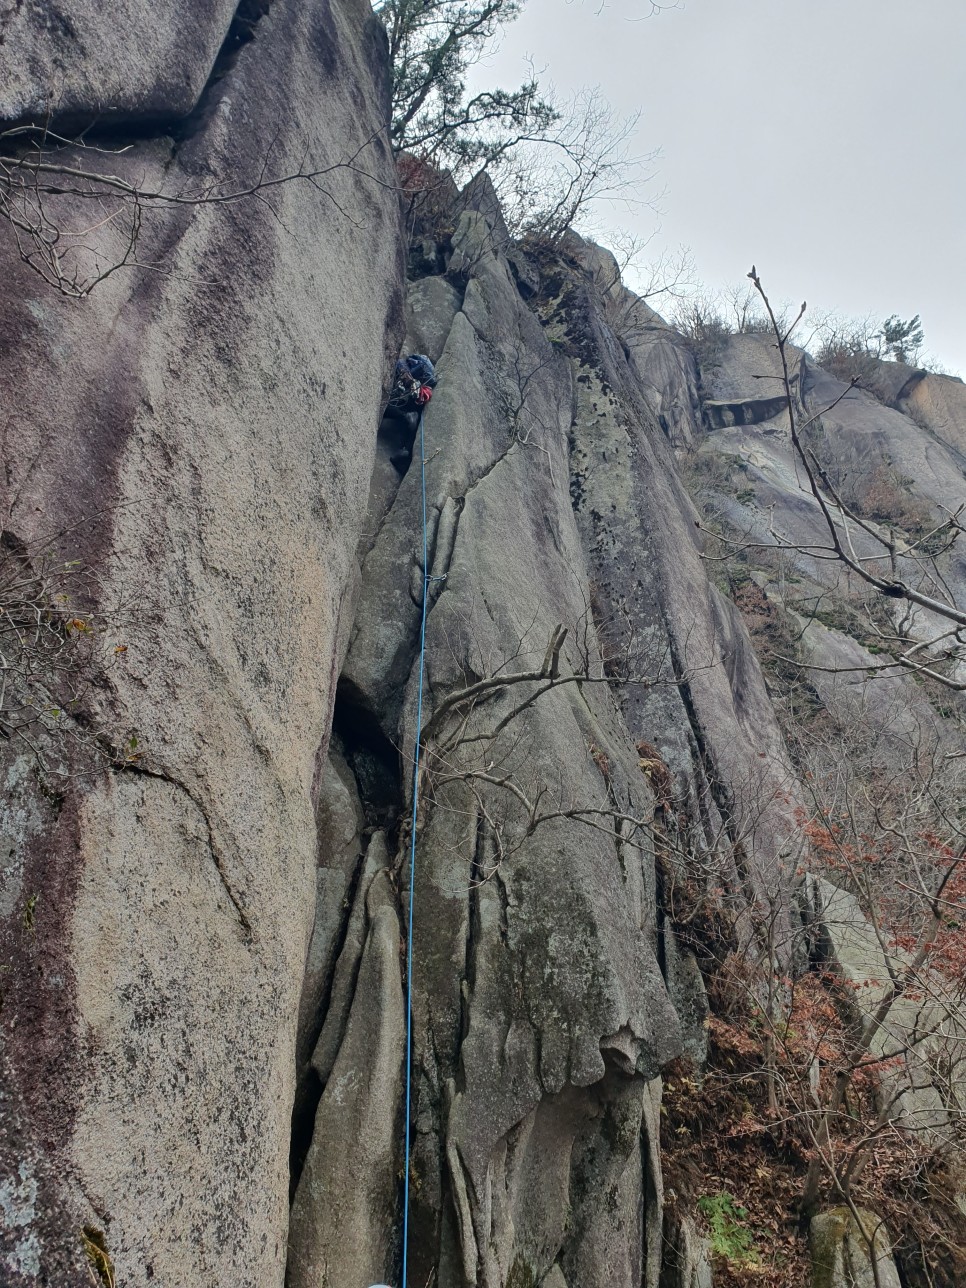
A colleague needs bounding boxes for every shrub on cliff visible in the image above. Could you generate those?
[377,0,557,171]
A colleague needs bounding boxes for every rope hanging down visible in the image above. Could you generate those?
[400,408,442,1288]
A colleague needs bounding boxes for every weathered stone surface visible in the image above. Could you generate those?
[859,357,925,408]
[809,1208,901,1288]
[288,899,405,1288]
[553,268,802,924]
[660,1213,713,1288]
[904,370,966,459]
[802,357,964,525]
[692,332,966,699]
[0,0,241,127]
[806,875,956,1132]
[335,201,699,1287]
[0,0,404,1284]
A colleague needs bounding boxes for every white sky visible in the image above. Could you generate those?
[469,0,966,373]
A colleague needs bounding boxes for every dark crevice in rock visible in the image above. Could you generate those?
[457,811,485,1066]
[894,368,927,405]
[495,869,510,947]
[665,637,740,853]
[378,412,421,482]
[408,237,449,282]
[171,0,273,145]
[655,901,670,986]
[287,842,369,1201]
[652,816,676,987]
[333,678,404,831]
[287,1066,322,1204]
[293,676,406,1213]
[703,394,788,430]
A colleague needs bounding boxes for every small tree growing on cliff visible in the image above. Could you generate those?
[377,0,674,173]
[379,0,659,253]
[877,314,924,365]
[376,0,557,170]
[814,312,926,382]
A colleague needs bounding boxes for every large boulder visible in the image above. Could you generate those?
[0,1,404,1285]
[809,1208,901,1288]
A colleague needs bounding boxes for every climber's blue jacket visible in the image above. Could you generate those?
[397,354,437,388]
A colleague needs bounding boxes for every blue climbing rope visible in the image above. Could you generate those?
[401,409,430,1288]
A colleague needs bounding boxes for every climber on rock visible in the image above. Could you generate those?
[387,353,437,417]
[381,353,438,473]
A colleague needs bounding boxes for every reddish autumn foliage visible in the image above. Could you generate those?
[800,805,966,987]
[663,954,966,1288]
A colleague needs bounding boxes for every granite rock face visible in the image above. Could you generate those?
[3,7,964,1287]
[0,1,404,1285]
[302,204,965,1281]
[290,199,804,1284]
[692,331,966,743]
[0,0,242,127]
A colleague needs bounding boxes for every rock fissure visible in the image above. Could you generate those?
[117,761,254,939]
[459,809,486,1052]
[287,834,371,1196]
[172,0,273,144]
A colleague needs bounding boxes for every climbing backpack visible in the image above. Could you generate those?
[404,354,437,388]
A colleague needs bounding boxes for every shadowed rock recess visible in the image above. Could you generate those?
[2,7,964,1288]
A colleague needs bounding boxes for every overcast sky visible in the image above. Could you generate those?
[470,0,965,373]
